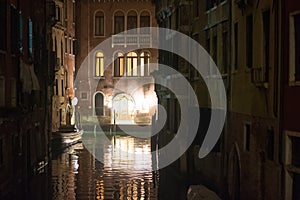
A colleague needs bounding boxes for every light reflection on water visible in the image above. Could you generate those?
[51,132,158,200]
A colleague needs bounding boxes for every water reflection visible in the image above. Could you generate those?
[51,133,158,200]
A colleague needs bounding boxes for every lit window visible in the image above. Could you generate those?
[114,52,125,77]
[126,52,138,76]
[95,52,104,77]
[29,18,33,55]
[95,11,104,36]
[140,52,150,76]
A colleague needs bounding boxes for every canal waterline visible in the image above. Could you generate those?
[22,131,192,200]
[50,132,159,200]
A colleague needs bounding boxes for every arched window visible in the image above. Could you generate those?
[95,93,104,116]
[114,11,125,34]
[126,52,138,76]
[140,11,150,34]
[114,52,125,77]
[95,52,104,77]
[95,11,104,36]
[140,52,150,76]
[127,10,137,32]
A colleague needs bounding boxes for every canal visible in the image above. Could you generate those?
[26,131,191,200]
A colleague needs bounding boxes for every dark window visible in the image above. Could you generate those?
[0,0,7,51]
[180,5,190,26]
[194,0,199,17]
[55,6,61,22]
[206,0,217,10]
[294,14,300,81]
[95,11,104,36]
[55,79,58,95]
[293,174,300,200]
[0,138,3,166]
[244,124,251,151]
[263,10,270,82]
[127,11,137,32]
[95,93,104,116]
[246,15,253,68]
[140,11,150,34]
[222,31,228,74]
[61,41,63,65]
[266,127,274,160]
[73,1,75,23]
[114,12,124,34]
[73,40,77,55]
[292,137,300,168]
[11,5,18,54]
[234,23,238,70]
[212,34,218,74]
[61,79,64,96]
[174,99,180,133]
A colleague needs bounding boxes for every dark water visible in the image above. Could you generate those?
[50,133,159,200]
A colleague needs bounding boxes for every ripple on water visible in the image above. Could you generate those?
[51,134,158,200]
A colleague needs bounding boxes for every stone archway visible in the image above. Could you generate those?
[112,94,135,124]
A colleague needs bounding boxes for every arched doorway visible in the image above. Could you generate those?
[112,94,135,124]
[228,143,241,200]
[95,92,104,116]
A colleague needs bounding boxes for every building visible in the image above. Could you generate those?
[226,0,282,199]
[50,0,77,132]
[191,0,230,195]
[0,0,52,198]
[282,1,300,199]
[154,0,283,199]
[75,0,158,128]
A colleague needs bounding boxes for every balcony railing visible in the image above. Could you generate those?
[112,34,151,47]
[251,67,268,87]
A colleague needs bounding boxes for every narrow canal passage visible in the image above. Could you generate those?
[50,132,158,200]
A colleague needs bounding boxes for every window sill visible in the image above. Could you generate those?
[94,35,105,38]
[113,76,152,79]
[288,81,300,87]
[94,77,105,80]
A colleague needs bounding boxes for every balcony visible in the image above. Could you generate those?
[112,34,151,47]
[251,67,269,88]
